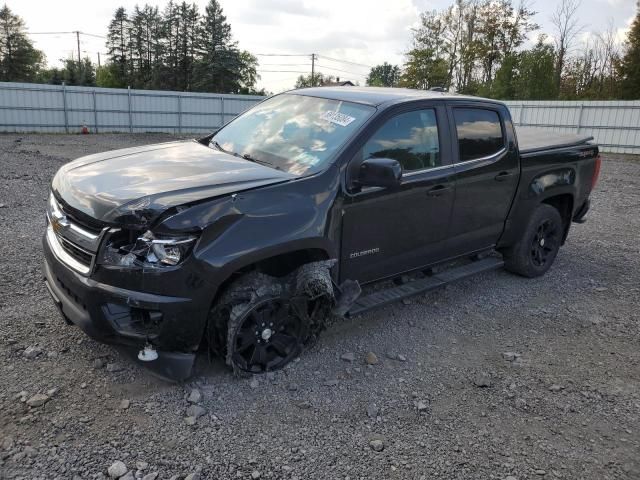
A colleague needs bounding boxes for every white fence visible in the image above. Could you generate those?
[0,82,263,135]
[504,100,640,154]
[0,82,638,154]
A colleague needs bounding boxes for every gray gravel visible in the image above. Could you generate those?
[1,133,639,480]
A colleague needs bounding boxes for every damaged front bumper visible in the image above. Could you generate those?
[43,234,206,381]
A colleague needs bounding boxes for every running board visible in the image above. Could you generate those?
[347,257,504,317]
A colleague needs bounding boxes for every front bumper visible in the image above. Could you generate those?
[43,232,205,381]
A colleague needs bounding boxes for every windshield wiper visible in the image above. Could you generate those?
[211,140,279,170]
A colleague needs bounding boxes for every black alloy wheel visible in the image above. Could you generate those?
[229,297,306,374]
[530,219,560,268]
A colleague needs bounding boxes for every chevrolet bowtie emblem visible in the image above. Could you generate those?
[51,210,70,233]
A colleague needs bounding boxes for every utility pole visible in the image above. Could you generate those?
[97,52,101,68]
[75,31,81,64]
[311,53,317,86]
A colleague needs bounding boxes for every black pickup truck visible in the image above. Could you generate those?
[43,87,601,380]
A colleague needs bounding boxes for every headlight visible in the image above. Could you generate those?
[99,230,198,268]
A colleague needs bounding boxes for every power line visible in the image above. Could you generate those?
[259,63,311,67]
[257,70,309,73]
[315,63,368,77]
[317,54,373,70]
[255,53,310,57]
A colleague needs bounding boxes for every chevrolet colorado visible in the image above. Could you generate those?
[43,87,601,380]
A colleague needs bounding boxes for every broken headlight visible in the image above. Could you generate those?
[99,230,198,268]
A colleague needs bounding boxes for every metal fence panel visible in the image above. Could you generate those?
[0,81,264,135]
[504,100,640,154]
[0,82,638,154]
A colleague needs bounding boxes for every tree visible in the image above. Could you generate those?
[0,5,44,82]
[618,5,640,99]
[550,0,583,94]
[106,7,130,87]
[401,48,449,90]
[366,62,401,87]
[294,72,334,88]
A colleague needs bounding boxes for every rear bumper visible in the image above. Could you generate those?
[573,199,590,223]
[43,234,203,381]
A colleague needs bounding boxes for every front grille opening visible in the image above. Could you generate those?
[102,303,163,338]
[55,276,87,310]
[59,237,93,267]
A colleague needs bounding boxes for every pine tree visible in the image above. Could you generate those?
[618,5,640,99]
[106,7,130,87]
[0,5,44,82]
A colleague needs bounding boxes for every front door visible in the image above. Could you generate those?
[340,105,455,284]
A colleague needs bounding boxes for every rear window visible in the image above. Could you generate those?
[454,108,504,162]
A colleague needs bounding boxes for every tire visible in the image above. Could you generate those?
[503,203,564,278]
[207,262,335,374]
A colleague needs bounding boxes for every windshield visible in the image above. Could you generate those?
[210,93,375,175]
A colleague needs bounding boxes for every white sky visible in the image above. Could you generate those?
[6,0,638,93]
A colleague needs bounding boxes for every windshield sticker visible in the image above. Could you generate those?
[321,110,356,127]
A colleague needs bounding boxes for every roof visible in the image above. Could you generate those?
[287,86,494,107]
[322,80,356,87]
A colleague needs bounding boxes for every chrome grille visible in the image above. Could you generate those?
[46,193,107,275]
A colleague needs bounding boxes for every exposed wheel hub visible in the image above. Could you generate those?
[260,328,273,341]
[531,219,559,267]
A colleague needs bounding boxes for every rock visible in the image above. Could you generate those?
[366,403,379,418]
[502,352,520,362]
[187,388,202,404]
[2,436,14,450]
[365,352,379,365]
[119,399,130,410]
[416,401,429,412]
[323,379,339,387]
[106,363,123,373]
[369,439,384,452]
[340,352,355,362]
[397,354,407,362]
[120,472,135,480]
[136,461,149,470]
[26,393,49,407]
[46,387,59,397]
[142,474,158,480]
[186,405,206,419]
[23,345,42,359]
[504,477,517,480]
[549,384,563,392]
[249,379,260,389]
[295,400,312,409]
[385,352,398,360]
[287,383,299,392]
[473,374,492,388]
[535,470,546,475]
[251,470,261,479]
[93,358,106,369]
[185,416,197,426]
[185,474,201,480]
[107,461,127,478]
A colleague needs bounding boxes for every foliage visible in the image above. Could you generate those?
[617,7,640,99]
[294,72,335,88]
[0,5,45,82]
[366,62,401,87]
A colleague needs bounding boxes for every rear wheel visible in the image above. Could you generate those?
[503,204,563,278]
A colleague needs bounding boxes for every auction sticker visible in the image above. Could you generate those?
[321,110,356,127]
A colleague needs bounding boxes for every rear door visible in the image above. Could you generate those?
[340,103,456,284]
[446,104,519,255]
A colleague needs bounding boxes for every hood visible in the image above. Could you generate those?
[52,140,294,226]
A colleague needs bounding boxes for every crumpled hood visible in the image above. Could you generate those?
[52,140,294,226]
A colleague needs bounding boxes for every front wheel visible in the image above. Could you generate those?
[503,204,564,278]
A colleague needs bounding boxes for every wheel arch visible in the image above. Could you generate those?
[541,193,574,244]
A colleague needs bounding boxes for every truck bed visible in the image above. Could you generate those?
[516,127,594,155]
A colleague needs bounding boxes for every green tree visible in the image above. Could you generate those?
[366,62,401,87]
[294,72,334,88]
[106,7,130,87]
[618,6,640,99]
[0,5,44,82]
[401,48,449,90]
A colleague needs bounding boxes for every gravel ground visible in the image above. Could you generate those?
[0,133,639,480]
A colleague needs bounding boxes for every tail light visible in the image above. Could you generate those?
[591,154,601,190]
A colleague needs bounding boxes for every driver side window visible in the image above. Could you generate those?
[362,109,440,172]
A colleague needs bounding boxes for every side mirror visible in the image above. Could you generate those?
[356,157,402,189]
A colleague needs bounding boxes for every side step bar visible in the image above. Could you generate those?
[347,256,504,317]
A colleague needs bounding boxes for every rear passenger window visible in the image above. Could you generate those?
[454,108,504,161]
[362,109,440,172]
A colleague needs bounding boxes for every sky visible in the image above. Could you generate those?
[7,0,639,93]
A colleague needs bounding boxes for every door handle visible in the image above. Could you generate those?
[426,184,451,197]
[494,171,513,182]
